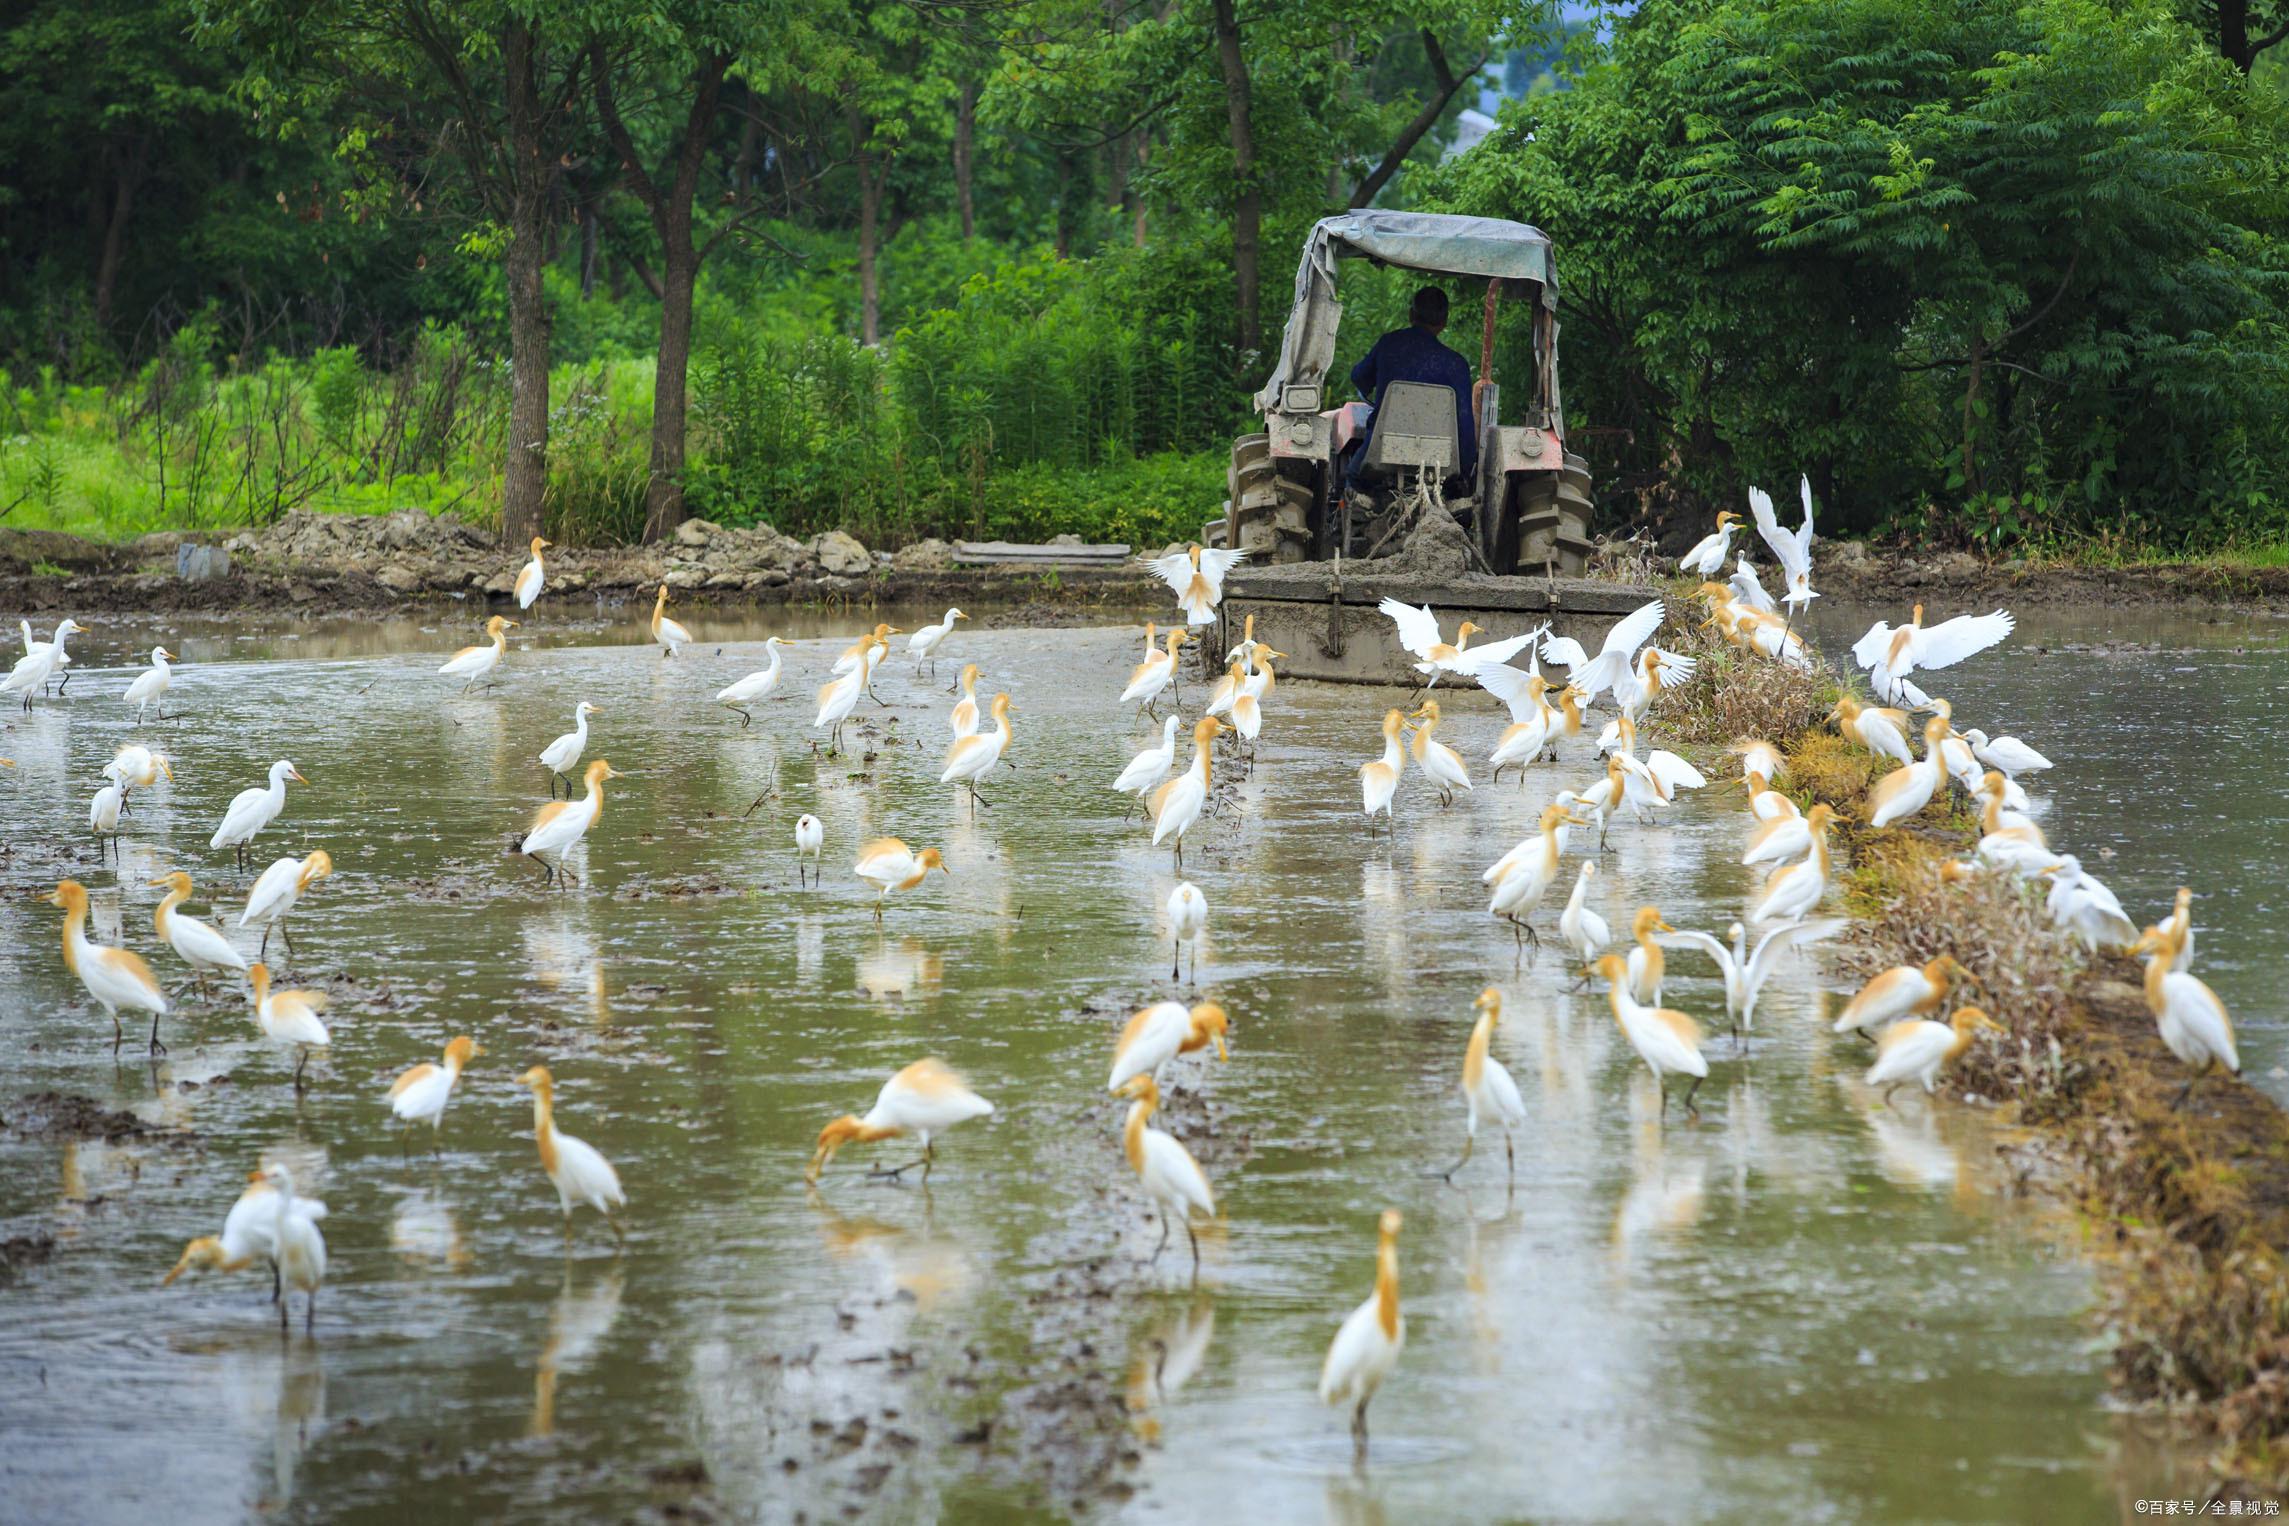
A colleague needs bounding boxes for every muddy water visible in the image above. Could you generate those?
[0,605,2205,1520]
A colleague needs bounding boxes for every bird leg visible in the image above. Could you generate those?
[1352,1398,1370,1462]
[1150,1209,1170,1264]
[110,1013,123,1052]
[1881,1082,1902,1110]
[1172,942,1182,982]
[730,706,751,727]
[293,1049,310,1090]
[1682,1075,1704,1119]
[259,926,272,960]
[868,1152,930,1182]
[1436,1133,1476,1181]
[147,1012,166,1056]
[1186,1220,1201,1285]
[1505,1130,1515,1181]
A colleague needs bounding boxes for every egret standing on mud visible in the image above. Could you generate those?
[909,608,965,675]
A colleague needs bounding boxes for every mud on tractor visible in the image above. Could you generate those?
[1217,211,1594,576]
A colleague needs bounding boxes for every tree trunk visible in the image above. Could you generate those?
[500,23,551,548]
[1210,0,1259,357]
[579,198,600,298]
[1350,33,1483,210]
[648,243,698,541]
[858,151,884,345]
[2221,0,2252,68]
[955,80,977,241]
[93,136,148,332]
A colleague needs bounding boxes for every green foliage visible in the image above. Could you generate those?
[1428,0,2289,551]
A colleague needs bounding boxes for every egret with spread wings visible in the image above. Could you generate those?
[1378,599,1543,690]
[1143,544,1246,626]
[1851,604,2016,707]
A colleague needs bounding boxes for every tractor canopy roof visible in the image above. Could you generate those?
[1254,211,1556,413]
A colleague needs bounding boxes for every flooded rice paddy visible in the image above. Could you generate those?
[0,597,2270,1520]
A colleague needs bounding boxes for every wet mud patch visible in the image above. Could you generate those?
[0,1230,58,1281]
[3,1090,181,1142]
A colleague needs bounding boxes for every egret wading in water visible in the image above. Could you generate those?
[651,584,693,657]
[438,614,517,692]
[948,662,983,737]
[939,692,1013,813]
[807,1058,995,1184]
[50,879,169,1053]
[162,1170,327,1298]
[1122,626,1190,719]
[1560,861,1611,965]
[1440,988,1526,1182]
[260,1164,328,1332]
[1166,881,1207,982]
[853,838,948,918]
[518,760,623,887]
[813,638,879,755]
[1116,714,1183,817]
[1834,954,1982,1041]
[1359,709,1411,830]
[540,701,600,797]
[1488,803,1591,963]
[210,760,305,870]
[1407,700,1472,806]
[908,608,965,675]
[386,1035,484,1148]
[148,870,248,995]
[1593,952,1709,1117]
[248,961,330,1088]
[1108,1000,1231,1093]
[1319,1209,1405,1463]
[520,1066,628,1240]
[1149,716,1224,866]
[1659,918,1846,1038]
[89,777,124,863]
[241,849,332,962]
[1865,1006,2003,1105]
[124,645,176,723]
[3,617,84,709]
[1117,1074,1215,1281]
[713,639,785,725]
[793,814,823,887]
[515,536,550,609]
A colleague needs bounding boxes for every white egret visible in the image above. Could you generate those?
[1359,709,1410,828]
[2,616,84,708]
[1378,599,1543,690]
[1660,917,1845,1035]
[123,645,176,723]
[1865,1006,2004,1104]
[1559,861,1611,963]
[794,814,824,887]
[518,760,623,887]
[1752,804,1838,924]
[1318,1209,1405,1462]
[387,1035,484,1144]
[260,1164,328,1332]
[1165,882,1207,982]
[1851,604,2015,706]
[148,871,248,992]
[1538,599,1666,703]
[50,879,169,1052]
[1116,1075,1215,1279]
[1748,475,1818,630]
[438,614,517,692]
[210,759,306,870]
[1141,543,1246,626]
[1593,952,1710,1115]
[1121,627,1189,717]
[909,607,965,674]
[1833,954,1980,1040]
[651,584,692,656]
[515,536,550,608]
[1149,716,1223,864]
[807,1058,994,1183]
[1116,714,1183,808]
[853,838,948,917]
[1108,1000,1230,1092]
[248,962,329,1087]
[1441,988,1527,1181]
[2137,925,2239,1106]
[540,701,600,797]
[520,1066,628,1237]
[240,849,332,962]
[1407,700,1471,806]
[939,692,1013,812]
[714,638,786,724]
[948,662,983,738]
[2043,855,2138,953]
[1679,510,1740,577]
[1962,727,2052,777]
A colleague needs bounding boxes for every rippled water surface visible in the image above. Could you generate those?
[0,596,2242,1521]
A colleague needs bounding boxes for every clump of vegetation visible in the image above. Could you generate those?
[1654,606,1835,751]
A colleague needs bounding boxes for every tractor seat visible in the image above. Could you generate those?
[1357,381,1460,482]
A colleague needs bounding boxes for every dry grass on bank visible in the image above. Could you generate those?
[1654,606,1836,752]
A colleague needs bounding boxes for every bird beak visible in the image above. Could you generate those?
[288,768,308,783]
[159,758,174,782]
[1655,919,1676,933]
[506,620,521,629]
[1214,1034,1229,1062]
[805,1145,833,1184]
[1564,813,1593,828]
[144,875,169,888]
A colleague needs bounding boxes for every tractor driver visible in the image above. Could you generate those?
[1345,285,1478,489]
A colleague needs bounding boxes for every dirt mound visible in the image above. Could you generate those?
[1382,506,1476,578]
[2,1091,163,1141]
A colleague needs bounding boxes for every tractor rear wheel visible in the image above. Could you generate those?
[1225,434,1319,563]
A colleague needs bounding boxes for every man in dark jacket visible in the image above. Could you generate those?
[1347,286,1477,484]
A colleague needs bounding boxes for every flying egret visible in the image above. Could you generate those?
[714,639,786,725]
[520,1066,628,1238]
[1166,881,1207,982]
[1379,599,1543,691]
[1142,543,1246,626]
[1318,1209,1405,1462]
[515,536,550,609]
[1116,1075,1215,1279]
[1851,604,2015,707]
[1539,599,1666,704]
[518,760,623,887]
[807,1058,994,1183]
[1748,476,1818,637]
[1659,917,1846,1036]
[540,702,601,797]
[50,879,169,1052]
[124,646,176,723]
